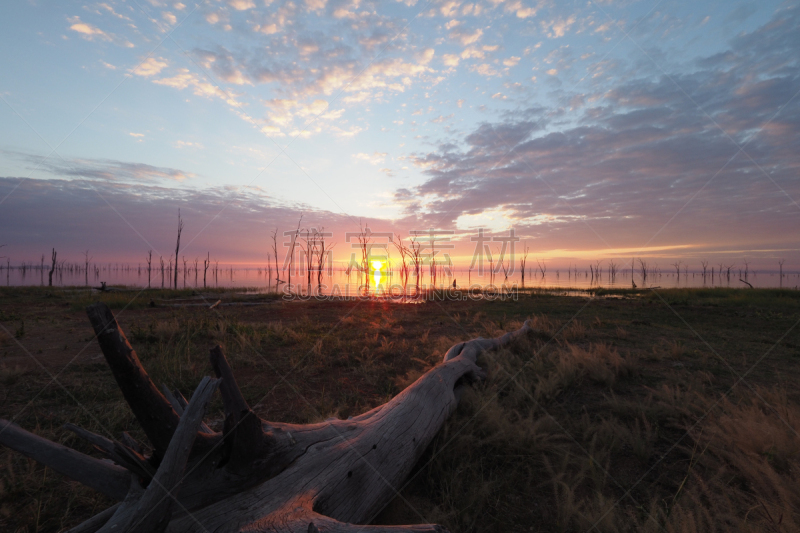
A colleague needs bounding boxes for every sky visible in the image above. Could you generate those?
[0,0,798,269]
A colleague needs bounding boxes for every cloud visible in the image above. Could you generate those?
[0,176,370,263]
[263,98,332,129]
[354,152,388,165]
[5,151,196,183]
[305,0,327,11]
[67,16,134,47]
[470,63,500,77]
[97,3,132,22]
[503,1,537,18]
[442,54,460,67]
[541,15,576,38]
[151,68,243,108]
[133,57,168,77]
[460,47,484,59]
[228,0,255,10]
[68,17,110,40]
[176,140,204,148]
[129,132,144,138]
[389,9,800,255]
[450,27,483,46]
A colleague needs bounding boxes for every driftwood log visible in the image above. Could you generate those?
[0,302,532,532]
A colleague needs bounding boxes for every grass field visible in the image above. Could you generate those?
[1,286,799,532]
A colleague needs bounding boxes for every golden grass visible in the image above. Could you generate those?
[380,318,800,533]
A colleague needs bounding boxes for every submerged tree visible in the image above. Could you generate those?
[146,250,153,288]
[48,248,57,287]
[174,210,184,290]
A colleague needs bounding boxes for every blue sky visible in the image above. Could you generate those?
[0,0,798,267]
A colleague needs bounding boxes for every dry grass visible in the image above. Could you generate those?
[379,313,800,533]
[1,288,799,532]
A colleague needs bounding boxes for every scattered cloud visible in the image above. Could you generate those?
[68,16,110,40]
[67,16,133,47]
[0,175,368,262]
[450,27,483,46]
[442,54,460,67]
[133,57,168,77]
[354,151,388,165]
[390,8,800,254]
[541,15,576,38]
[176,140,204,148]
[228,0,255,10]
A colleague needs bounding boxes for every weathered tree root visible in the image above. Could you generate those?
[0,303,532,533]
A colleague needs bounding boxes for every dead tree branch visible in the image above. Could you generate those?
[0,303,534,533]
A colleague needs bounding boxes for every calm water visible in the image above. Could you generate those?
[2,262,797,293]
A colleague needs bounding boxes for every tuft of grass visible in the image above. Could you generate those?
[377,304,800,533]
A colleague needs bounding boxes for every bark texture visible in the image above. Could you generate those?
[0,302,532,533]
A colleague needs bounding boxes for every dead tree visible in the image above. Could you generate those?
[496,246,509,281]
[672,261,681,280]
[0,302,533,532]
[48,248,57,286]
[593,260,602,283]
[146,251,153,288]
[638,258,648,285]
[520,244,530,286]
[316,230,333,291]
[203,253,210,288]
[85,250,92,287]
[300,228,319,291]
[285,216,303,290]
[409,237,422,294]
[356,222,372,291]
[392,235,411,292]
[174,210,183,290]
[271,228,281,285]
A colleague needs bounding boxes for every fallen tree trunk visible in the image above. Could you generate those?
[0,302,532,533]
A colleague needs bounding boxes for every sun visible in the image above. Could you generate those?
[371,260,383,270]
